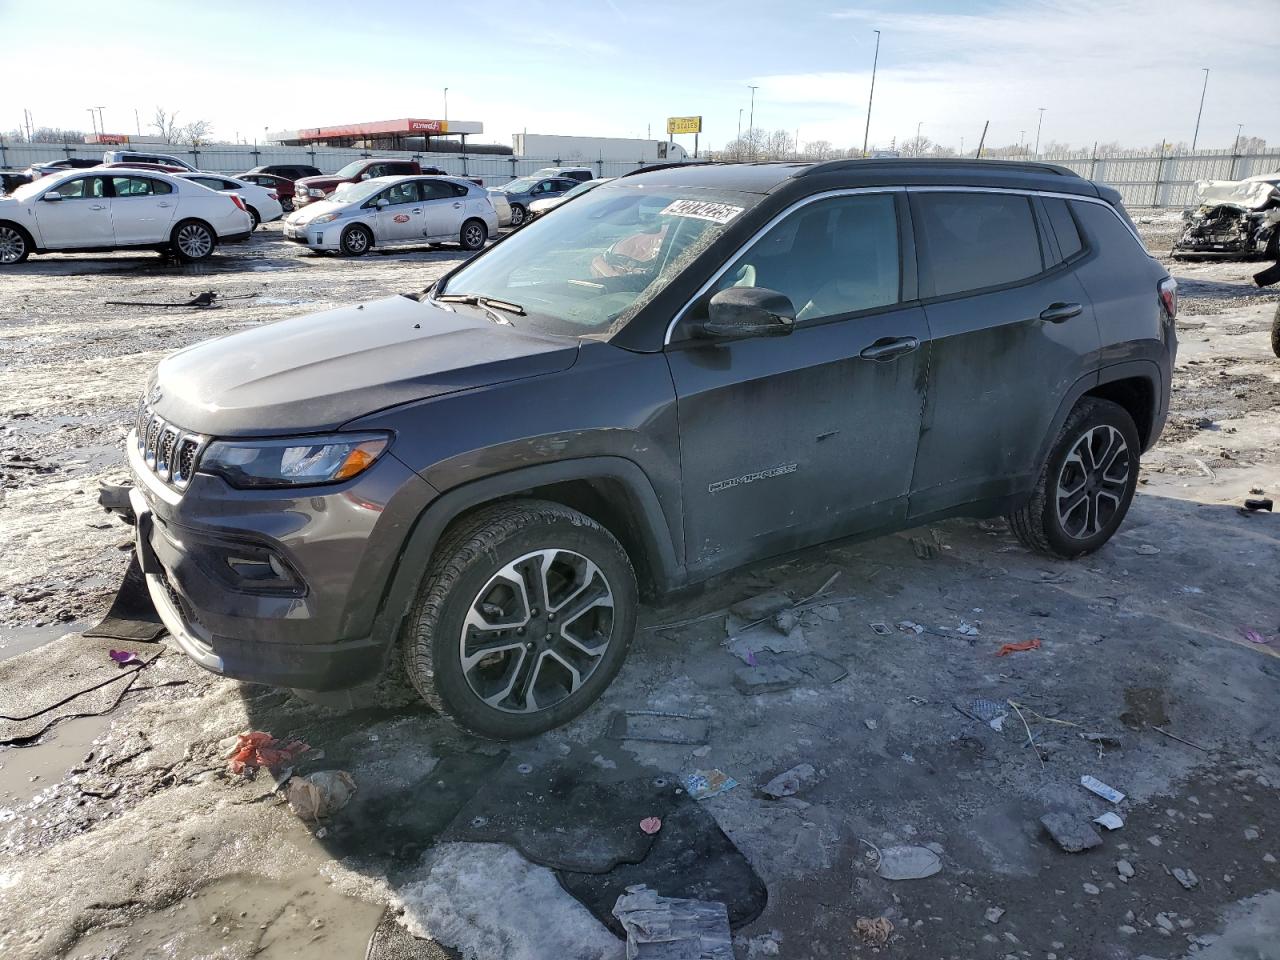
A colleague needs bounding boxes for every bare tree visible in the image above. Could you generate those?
[1237,135,1267,152]
[900,135,933,158]
[803,139,837,160]
[762,129,794,160]
[152,107,181,143]
[3,126,88,144]
[175,119,214,146]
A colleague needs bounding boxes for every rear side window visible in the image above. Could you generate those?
[915,192,1044,297]
[1042,198,1083,261]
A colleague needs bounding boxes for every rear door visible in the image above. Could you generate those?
[109,176,178,244]
[667,190,932,574]
[907,189,1101,517]
[32,175,112,248]
[421,179,468,238]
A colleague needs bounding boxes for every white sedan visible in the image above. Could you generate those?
[178,173,284,229]
[283,175,498,255]
[0,168,252,265]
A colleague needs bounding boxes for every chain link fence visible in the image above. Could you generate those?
[4,139,1279,207]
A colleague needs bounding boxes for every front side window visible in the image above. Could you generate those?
[915,192,1043,297]
[381,181,419,205]
[112,177,171,196]
[437,183,761,337]
[50,176,105,200]
[710,192,901,322]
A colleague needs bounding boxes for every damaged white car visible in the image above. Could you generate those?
[1174,174,1280,258]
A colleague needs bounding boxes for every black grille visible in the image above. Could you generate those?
[157,429,177,474]
[176,438,199,482]
[133,400,207,490]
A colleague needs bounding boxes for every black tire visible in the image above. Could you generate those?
[460,218,487,251]
[1008,398,1140,559]
[402,499,637,740]
[340,224,372,256]
[1271,302,1280,359]
[509,204,527,227]
[170,219,216,263]
[247,206,261,231]
[0,222,32,265]
[281,198,294,213]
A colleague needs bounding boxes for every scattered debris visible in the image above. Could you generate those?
[285,770,357,821]
[107,649,142,667]
[897,620,925,635]
[1082,882,1100,895]
[996,639,1042,656]
[1173,178,1280,258]
[639,817,662,835]
[105,290,257,309]
[760,764,819,799]
[855,916,894,946]
[1243,498,1273,512]
[611,884,733,960]
[226,731,310,776]
[1152,725,1210,752]
[955,698,1008,730]
[609,711,711,746]
[864,719,878,730]
[1136,544,1161,555]
[771,609,799,636]
[875,845,942,881]
[1081,775,1126,803]
[984,907,1006,924]
[1242,628,1270,645]
[1117,859,1135,879]
[729,591,794,623]
[870,622,891,636]
[732,663,804,695]
[682,769,738,801]
[956,620,980,636]
[1093,812,1125,831]
[1079,732,1123,748]
[1173,867,1200,890]
[1040,813,1104,853]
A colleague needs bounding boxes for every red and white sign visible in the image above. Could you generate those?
[393,214,410,223]
[408,119,446,134]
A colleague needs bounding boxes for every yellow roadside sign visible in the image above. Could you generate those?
[667,116,702,135]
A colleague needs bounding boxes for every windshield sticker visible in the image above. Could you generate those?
[660,199,744,225]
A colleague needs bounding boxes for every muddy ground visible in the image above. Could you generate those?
[1,213,1278,960]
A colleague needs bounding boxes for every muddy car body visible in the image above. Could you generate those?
[121,159,1175,738]
[1174,175,1280,258]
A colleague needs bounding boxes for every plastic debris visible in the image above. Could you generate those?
[611,884,732,960]
[682,769,738,801]
[1242,629,1270,645]
[771,609,799,636]
[1093,811,1125,830]
[1081,775,1126,803]
[855,916,894,946]
[1173,867,1200,890]
[996,639,1042,656]
[1117,859,1135,879]
[227,731,310,776]
[1136,544,1161,555]
[956,620,980,636]
[609,711,710,746]
[108,649,142,666]
[639,817,662,835]
[1243,498,1273,512]
[985,907,1006,923]
[286,770,357,821]
[955,698,1008,730]
[1041,813,1103,852]
[760,763,819,799]
[875,845,942,880]
[728,591,793,622]
[897,620,925,635]
[870,622,891,636]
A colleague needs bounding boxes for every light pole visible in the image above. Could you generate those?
[736,108,743,158]
[1191,67,1209,151]
[1234,123,1244,152]
[443,87,449,124]
[915,120,923,155]
[96,106,105,134]
[862,29,881,158]
[86,108,98,137]
[747,84,758,157]
[1033,107,1045,159]
[1020,130,1026,157]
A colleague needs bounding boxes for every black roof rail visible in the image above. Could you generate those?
[619,161,721,178]
[794,158,1081,179]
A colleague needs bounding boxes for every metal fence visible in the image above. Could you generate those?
[4,139,1279,206]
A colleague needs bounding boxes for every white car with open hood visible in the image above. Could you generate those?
[283,175,498,256]
[0,168,252,265]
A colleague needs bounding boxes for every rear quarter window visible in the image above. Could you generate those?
[915,192,1044,298]
[1069,200,1153,265]
[1042,198,1084,261]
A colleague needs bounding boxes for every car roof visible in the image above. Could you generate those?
[621,158,1095,196]
[362,174,475,186]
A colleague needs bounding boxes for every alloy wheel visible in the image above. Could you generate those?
[176,224,213,259]
[458,548,615,714]
[0,226,27,264]
[510,206,525,226]
[1055,424,1130,539]
[345,228,369,253]
[464,223,485,248]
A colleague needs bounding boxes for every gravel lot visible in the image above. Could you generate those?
[1,214,1279,960]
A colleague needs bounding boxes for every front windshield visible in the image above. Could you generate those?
[501,177,539,193]
[437,183,759,337]
[333,160,368,179]
[331,180,382,203]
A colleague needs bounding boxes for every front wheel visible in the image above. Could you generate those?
[1271,302,1280,359]
[402,500,637,740]
[460,219,487,251]
[0,224,31,265]
[171,220,216,262]
[247,206,261,231]
[509,204,527,227]
[340,224,372,256]
[1008,398,1140,558]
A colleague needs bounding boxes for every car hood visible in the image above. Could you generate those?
[150,295,580,437]
[295,175,341,189]
[288,198,346,223]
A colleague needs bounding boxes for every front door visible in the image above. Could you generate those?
[33,175,112,248]
[666,191,932,575]
[108,176,178,244]
[419,179,466,239]
[372,180,426,243]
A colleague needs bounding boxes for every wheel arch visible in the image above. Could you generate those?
[343,220,375,247]
[371,457,683,650]
[0,218,37,251]
[1035,361,1163,471]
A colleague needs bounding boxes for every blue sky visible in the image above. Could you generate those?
[3,0,1277,153]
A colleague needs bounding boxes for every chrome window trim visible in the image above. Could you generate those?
[661,184,1142,346]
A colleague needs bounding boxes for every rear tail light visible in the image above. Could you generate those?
[1158,277,1177,319]
[229,194,247,212]
[268,192,279,200]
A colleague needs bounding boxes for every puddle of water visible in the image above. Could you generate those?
[0,622,84,662]
[66,872,385,960]
[0,712,110,808]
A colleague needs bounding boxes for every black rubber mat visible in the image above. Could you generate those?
[556,794,768,936]
[83,554,166,643]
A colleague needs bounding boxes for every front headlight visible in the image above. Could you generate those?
[200,432,390,489]
[310,213,340,224]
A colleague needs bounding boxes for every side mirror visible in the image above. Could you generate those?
[375,198,389,209]
[697,287,796,341]
[360,173,372,180]
[43,191,63,202]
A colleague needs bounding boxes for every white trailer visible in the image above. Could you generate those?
[512,134,689,164]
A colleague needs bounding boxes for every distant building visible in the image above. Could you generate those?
[268,118,496,153]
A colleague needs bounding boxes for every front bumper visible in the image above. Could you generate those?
[282,222,340,249]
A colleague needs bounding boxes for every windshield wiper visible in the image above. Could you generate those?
[434,292,527,323]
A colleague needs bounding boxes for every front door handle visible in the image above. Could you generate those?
[1039,302,1082,323]
[453,202,463,208]
[157,201,171,207]
[411,208,423,213]
[859,336,920,361]
[90,204,106,210]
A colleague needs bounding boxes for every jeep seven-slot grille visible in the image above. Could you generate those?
[135,400,208,490]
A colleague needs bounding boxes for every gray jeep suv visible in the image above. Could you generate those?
[123,159,1176,739]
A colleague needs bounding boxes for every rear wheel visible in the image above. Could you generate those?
[0,224,31,265]
[460,219,487,251]
[340,224,372,256]
[1271,303,1280,359]
[402,500,637,740]
[171,220,216,262]
[509,204,527,227]
[247,206,261,230]
[1008,398,1140,558]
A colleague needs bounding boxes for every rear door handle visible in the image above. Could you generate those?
[859,336,920,361]
[1039,302,1082,323]
[90,204,106,210]
[411,208,423,213]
